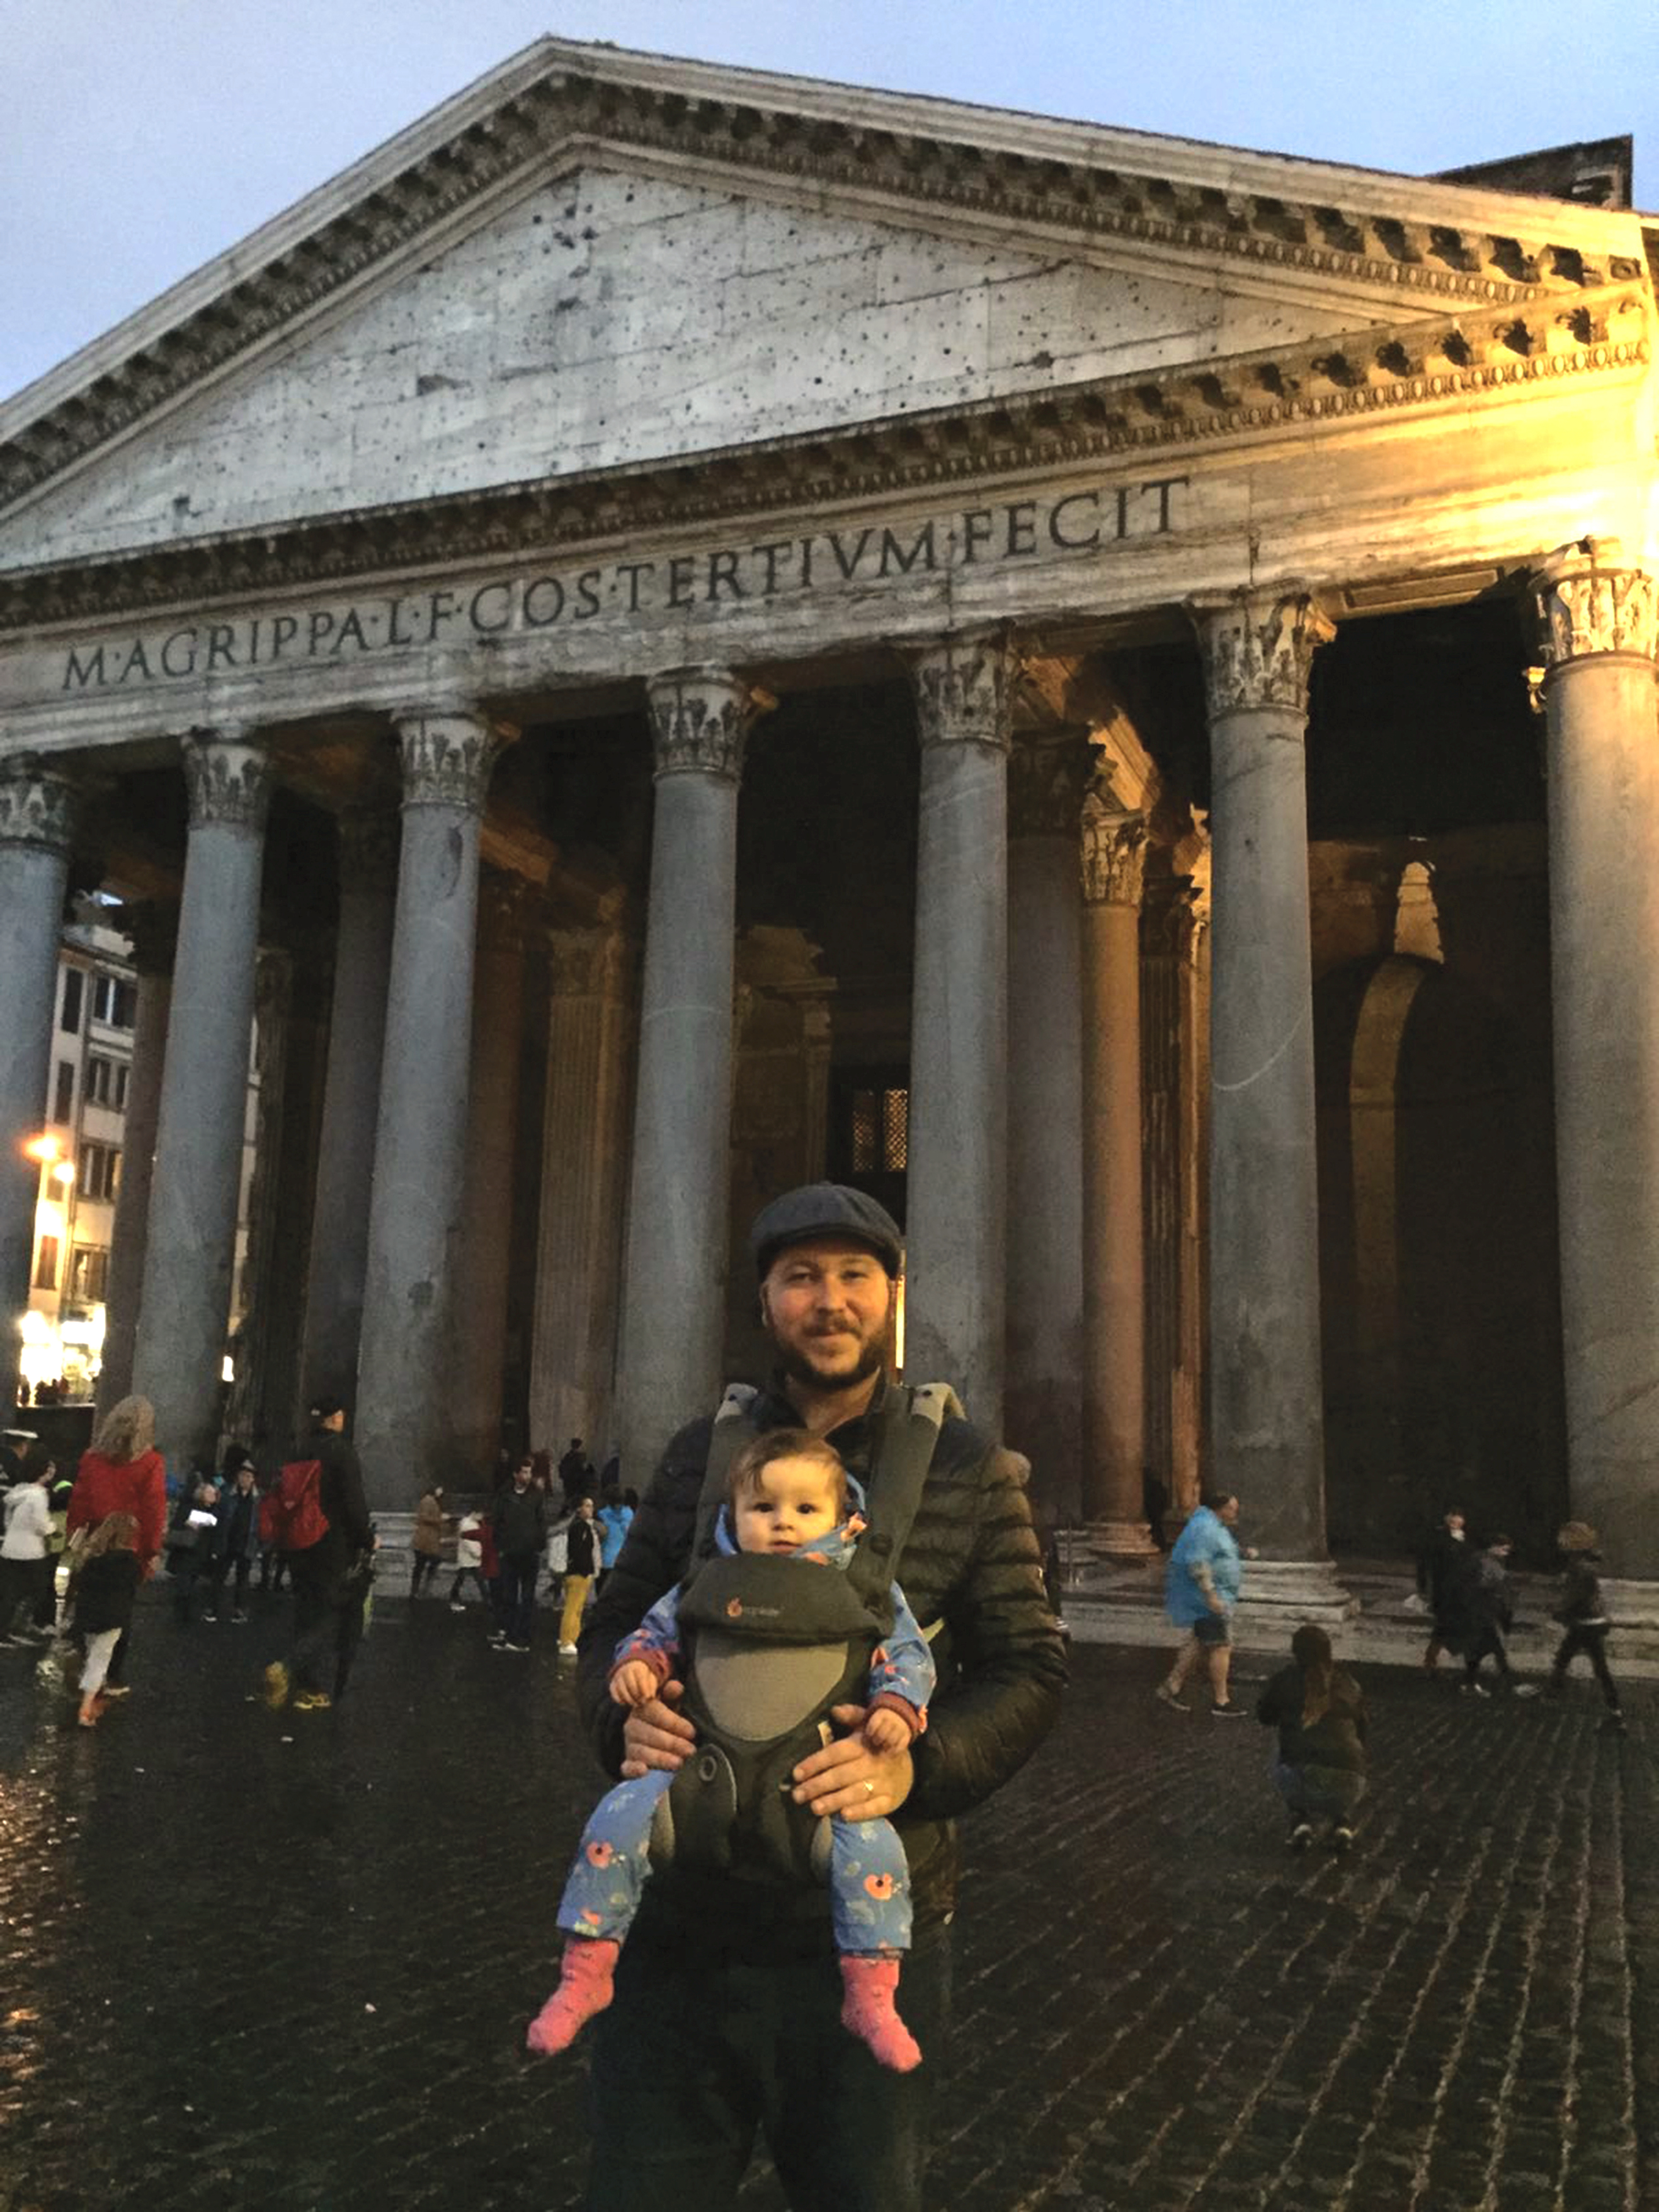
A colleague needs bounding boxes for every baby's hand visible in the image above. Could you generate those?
[862,1706,913,1756]
[610,1659,659,1708]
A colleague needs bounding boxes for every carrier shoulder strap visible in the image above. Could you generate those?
[690,1384,761,1562]
[847,1381,962,1610]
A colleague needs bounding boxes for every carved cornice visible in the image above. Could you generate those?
[1008,731,1095,837]
[908,631,1013,754]
[393,705,510,811]
[1532,536,1658,671]
[336,802,399,892]
[0,756,78,854]
[1080,804,1148,907]
[645,666,765,781]
[180,729,272,834]
[547,923,631,1001]
[1193,590,1336,721]
[114,898,180,976]
[0,60,1625,522]
[0,292,1645,634]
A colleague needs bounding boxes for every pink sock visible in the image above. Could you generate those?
[839,1954,922,2072]
[526,1937,620,2055]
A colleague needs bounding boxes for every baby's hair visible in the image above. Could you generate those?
[726,1429,848,1519]
[81,1511,139,1561]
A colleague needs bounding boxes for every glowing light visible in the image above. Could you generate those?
[51,1161,74,1187]
[18,1311,49,1345]
[23,1135,59,1165]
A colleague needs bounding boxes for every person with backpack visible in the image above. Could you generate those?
[573,1182,1066,2211]
[261,1396,375,1713]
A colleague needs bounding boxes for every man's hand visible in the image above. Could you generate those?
[620,1678,697,1778]
[791,1702,913,1821]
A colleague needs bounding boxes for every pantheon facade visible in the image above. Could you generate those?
[0,42,1653,1597]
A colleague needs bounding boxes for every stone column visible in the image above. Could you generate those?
[904,632,1013,1428]
[249,938,330,1461]
[616,669,758,1483]
[1194,592,1347,1607]
[98,901,177,1413]
[1532,540,1659,1575]
[0,759,78,1387]
[133,731,272,1471]
[449,871,530,1478]
[301,806,398,1410]
[224,947,292,1447]
[355,706,506,1506]
[1006,733,1090,1519]
[532,925,635,1457]
[1079,802,1155,1555]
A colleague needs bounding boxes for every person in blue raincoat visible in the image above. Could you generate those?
[1155,1491,1248,1718]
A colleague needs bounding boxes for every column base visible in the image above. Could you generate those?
[1085,1517,1162,1561]
[1234,1557,1357,1627]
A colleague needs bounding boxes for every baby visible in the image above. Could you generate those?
[527,1428,935,2070]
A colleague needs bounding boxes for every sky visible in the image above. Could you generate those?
[2,0,1655,408]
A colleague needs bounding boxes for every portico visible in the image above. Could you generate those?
[0,41,1653,1599]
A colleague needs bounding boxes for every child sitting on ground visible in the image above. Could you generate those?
[1255,1623,1369,1852]
[526,1428,935,2071]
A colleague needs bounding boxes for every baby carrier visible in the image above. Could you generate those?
[646,1381,959,1893]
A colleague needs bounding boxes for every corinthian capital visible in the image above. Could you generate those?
[1192,590,1335,722]
[646,666,767,782]
[1080,804,1148,908]
[1533,538,1658,671]
[393,705,512,812]
[0,755,79,854]
[906,630,1014,754]
[1008,732,1095,838]
[181,729,272,835]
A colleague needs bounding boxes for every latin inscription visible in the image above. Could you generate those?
[59,478,1188,693]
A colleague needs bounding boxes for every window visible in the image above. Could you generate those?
[848,1086,909,1174]
[52,1059,75,1124]
[79,1144,122,1202]
[68,1246,109,1303]
[60,968,83,1035]
[34,1234,59,1291]
[91,974,136,1029]
[86,1055,129,1109]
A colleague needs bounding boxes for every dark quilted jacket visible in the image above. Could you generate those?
[578,1375,1068,1935]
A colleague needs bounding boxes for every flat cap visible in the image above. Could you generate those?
[750,1182,904,1279]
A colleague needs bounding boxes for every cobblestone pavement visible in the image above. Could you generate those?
[0,1589,1653,2212]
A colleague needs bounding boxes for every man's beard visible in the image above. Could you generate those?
[773,1329,887,1394]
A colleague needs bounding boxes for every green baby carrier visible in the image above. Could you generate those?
[646,1382,959,1893]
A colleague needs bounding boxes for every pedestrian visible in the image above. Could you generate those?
[70,1511,143,1729]
[559,1493,598,1653]
[1415,1507,1470,1673]
[572,1181,1065,2209]
[559,1435,595,1508]
[1544,1522,1624,1731]
[1156,1491,1248,1716]
[529,1430,934,2070]
[0,1447,56,1646]
[167,1478,223,1624]
[1255,1624,1369,1852]
[478,1505,504,1641]
[411,1484,447,1599]
[447,1504,491,1612]
[492,1457,547,1653]
[261,1396,377,1714]
[595,1486,634,1593]
[257,1466,292,1593]
[65,1396,167,1700]
[211,1459,261,1622]
[1461,1534,1524,1696]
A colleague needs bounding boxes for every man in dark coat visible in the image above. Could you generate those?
[492,1457,548,1650]
[263,1396,375,1713]
[573,1182,1067,2212]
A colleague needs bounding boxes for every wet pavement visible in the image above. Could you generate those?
[0,1585,1653,2211]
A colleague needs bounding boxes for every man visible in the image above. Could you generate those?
[492,1455,547,1652]
[558,1435,595,1507]
[1156,1490,1248,1717]
[1416,1506,1471,1673]
[262,1396,375,1713]
[576,1182,1066,2211]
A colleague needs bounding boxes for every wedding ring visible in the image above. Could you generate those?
[864,1780,875,1797]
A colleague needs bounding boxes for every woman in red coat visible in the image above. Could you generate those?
[66,1394,166,1696]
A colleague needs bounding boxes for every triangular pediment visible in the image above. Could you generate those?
[0,37,1646,579]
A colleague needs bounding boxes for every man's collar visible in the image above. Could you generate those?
[758,1369,891,1460]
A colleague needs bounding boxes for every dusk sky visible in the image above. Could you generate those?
[3,0,1655,406]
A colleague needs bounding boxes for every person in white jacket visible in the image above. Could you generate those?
[1,1449,57,1644]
